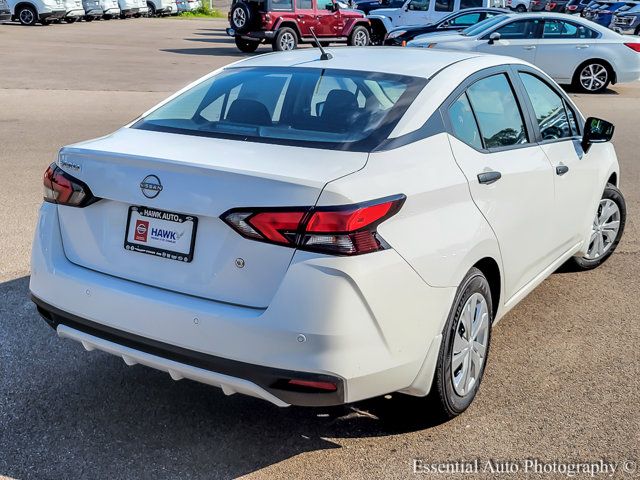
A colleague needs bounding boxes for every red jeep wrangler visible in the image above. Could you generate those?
[227,0,371,52]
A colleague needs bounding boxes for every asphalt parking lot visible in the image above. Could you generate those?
[0,17,639,480]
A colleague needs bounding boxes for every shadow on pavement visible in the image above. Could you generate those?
[161,47,250,57]
[0,276,445,480]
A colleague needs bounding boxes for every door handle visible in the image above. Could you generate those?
[477,171,502,185]
[556,164,569,176]
[523,45,536,50]
[576,44,589,49]
[297,14,304,18]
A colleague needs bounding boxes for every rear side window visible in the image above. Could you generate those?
[460,0,484,7]
[543,20,599,39]
[448,93,483,150]
[519,73,573,141]
[408,0,430,11]
[465,74,528,149]
[133,67,426,152]
[297,0,313,8]
[271,0,293,9]
[435,0,454,11]
[450,12,482,26]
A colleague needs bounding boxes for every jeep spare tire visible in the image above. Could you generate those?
[230,2,252,33]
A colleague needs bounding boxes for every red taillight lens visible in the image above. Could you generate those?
[287,379,337,392]
[43,163,97,207]
[222,195,405,256]
[625,42,640,52]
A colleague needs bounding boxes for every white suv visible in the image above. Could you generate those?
[7,0,66,24]
[32,49,625,418]
[147,0,175,15]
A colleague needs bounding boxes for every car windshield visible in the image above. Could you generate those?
[626,4,640,11]
[461,15,507,36]
[133,67,427,152]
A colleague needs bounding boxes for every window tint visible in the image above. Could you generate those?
[462,15,506,36]
[448,93,483,150]
[318,0,333,9]
[460,0,483,7]
[408,0,430,11]
[271,0,293,9]
[543,20,599,38]
[450,12,481,26]
[492,19,540,39]
[296,0,312,8]
[435,0,454,11]
[133,67,426,151]
[519,73,573,141]
[465,74,528,148]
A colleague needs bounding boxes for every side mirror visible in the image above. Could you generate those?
[326,3,335,10]
[439,20,449,28]
[582,117,614,153]
[488,32,501,44]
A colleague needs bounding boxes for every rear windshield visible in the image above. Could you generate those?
[132,67,426,151]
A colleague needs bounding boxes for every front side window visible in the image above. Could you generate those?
[435,0,454,11]
[450,12,481,26]
[519,73,574,140]
[491,19,540,39]
[271,0,293,9]
[465,74,528,149]
[542,20,599,39]
[133,67,426,151]
[318,0,334,9]
[296,0,313,9]
[460,0,483,7]
[461,15,507,36]
[448,93,483,149]
[408,0,430,11]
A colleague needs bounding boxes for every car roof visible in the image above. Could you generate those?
[228,47,485,79]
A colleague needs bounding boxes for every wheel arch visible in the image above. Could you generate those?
[276,21,302,41]
[472,257,501,318]
[13,1,37,15]
[344,19,371,37]
[573,58,617,85]
[607,172,618,187]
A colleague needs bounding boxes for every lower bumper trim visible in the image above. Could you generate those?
[32,295,346,407]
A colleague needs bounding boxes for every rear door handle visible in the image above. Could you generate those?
[477,171,502,185]
[523,45,536,50]
[556,164,569,176]
[576,44,589,49]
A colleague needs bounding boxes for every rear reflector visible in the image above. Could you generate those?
[222,195,405,256]
[287,379,337,392]
[624,42,640,52]
[43,163,98,207]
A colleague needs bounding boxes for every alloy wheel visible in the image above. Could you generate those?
[233,8,245,28]
[19,9,34,24]
[580,63,608,92]
[451,292,489,397]
[279,32,295,50]
[584,199,620,260]
[353,30,368,46]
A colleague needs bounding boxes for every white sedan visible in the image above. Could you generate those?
[408,12,640,93]
[31,48,626,419]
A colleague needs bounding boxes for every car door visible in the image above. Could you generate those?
[432,0,457,23]
[315,0,341,36]
[401,0,433,26]
[476,18,543,63]
[444,70,557,300]
[295,0,318,36]
[534,19,600,84]
[515,69,600,251]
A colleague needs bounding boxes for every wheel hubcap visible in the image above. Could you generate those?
[451,293,489,397]
[580,64,608,91]
[233,9,245,27]
[584,199,620,259]
[280,32,295,50]
[354,30,367,46]
[20,9,33,23]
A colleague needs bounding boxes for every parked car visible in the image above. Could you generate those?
[582,0,604,18]
[137,0,148,16]
[612,3,640,33]
[0,0,11,20]
[369,0,505,33]
[592,1,636,26]
[408,12,640,92]
[176,0,199,12]
[545,0,569,10]
[100,0,120,17]
[565,0,590,13]
[7,0,66,24]
[62,0,84,21]
[529,0,549,9]
[147,0,176,15]
[227,0,371,52]
[383,7,507,45]
[31,47,625,418]
[82,0,103,19]
[117,0,138,16]
[355,0,404,14]
[506,0,529,12]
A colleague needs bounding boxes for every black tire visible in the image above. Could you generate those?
[272,27,298,51]
[427,267,493,420]
[17,5,37,26]
[147,2,156,16]
[234,36,260,53]
[84,16,94,21]
[566,183,626,271]
[348,25,370,46]
[103,14,112,19]
[635,25,640,36]
[230,2,252,33]
[65,17,78,23]
[515,4,526,12]
[572,60,612,93]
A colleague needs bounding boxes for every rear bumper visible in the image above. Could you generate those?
[40,10,67,20]
[103,7,121,14]
[65,8,85,17]
[85,8,104,15]
[226,27,276,40]
[30,202,454,406]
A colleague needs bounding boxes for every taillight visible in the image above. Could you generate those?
[43,163,98,207]
[624,42,640,52]
[222,194,405,256]
[568,5,577,9]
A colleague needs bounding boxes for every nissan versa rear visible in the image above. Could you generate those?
[32,48,625,418]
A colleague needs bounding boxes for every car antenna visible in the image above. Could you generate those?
[310,28,332,61]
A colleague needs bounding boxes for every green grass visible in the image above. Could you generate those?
[175,4,225,18]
